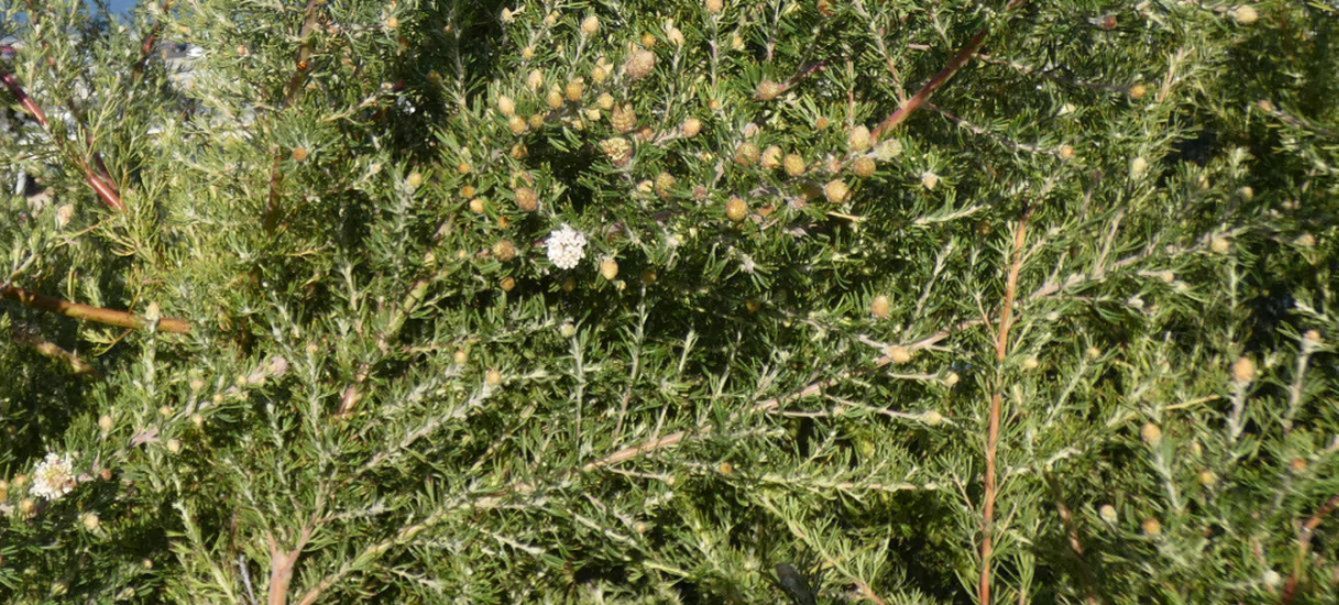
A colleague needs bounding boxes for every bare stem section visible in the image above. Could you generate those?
[871,0,1027,141]
[1,285,191,334]
[979,205,1031,604]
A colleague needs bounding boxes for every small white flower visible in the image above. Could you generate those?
[31,452,76,501]
[546,224,588,270]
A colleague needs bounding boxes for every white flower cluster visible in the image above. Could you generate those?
[31,452,75,501]
[546,224,588,270]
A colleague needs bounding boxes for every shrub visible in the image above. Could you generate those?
[1,0,1336,602]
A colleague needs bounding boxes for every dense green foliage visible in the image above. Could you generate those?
[2,0,1337,602]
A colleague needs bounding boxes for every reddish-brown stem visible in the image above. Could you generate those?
[11,324,98,375]
[2,69,126,211]
[132,1,175,79]
[263,151,286,231]
[283,0,325,108]
[1281,494,1339,604]
[267,525,315,605]
[265,0,326,228]
[978,205,1031,605]
[871,0,1027,141]
[1,284,190,334]
[1052,482,1101,604]
[2,70,49,126]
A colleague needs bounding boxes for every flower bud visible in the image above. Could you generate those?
[755,80,783,101]
[1130,156,1149,179]
[624,49,656,80]
[823,179,849,203]
[848,125,872,152]
[515,187,539,212]
[783,153,806,177]
[681,117,702,138]
[852,157,877,178]
[545,87,564,109]
[492,239,518,262]
[565,78,585,102]
[1231,5,1258,25]
[870,295,891,319]
[1141,422,1163,446]
[1232,356,1256,383]
[580,14,600,35]
[734,142,761,166]
[600,258,620,281]
[726,196,749,222]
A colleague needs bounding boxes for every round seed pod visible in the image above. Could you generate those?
[682,117,703,138]
[782,154,806,177]
[492,239,518,262]
[734,142,761,166]
[624,49,657,80]
[600,257,619,280]
[515,187,539,212]
[823,179,849,203]
[870,295,891,319]
[852,157,877,178]
[755,80,783,101]
[726,196,749,222]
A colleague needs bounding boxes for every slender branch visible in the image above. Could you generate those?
[264,0,326,229]
[1,68,126,211]
[284,0,325,107]
[586,222,1224,476]
[132,0,176,80]
[1,69,48,126]
[1281,494,1339,604]
[1051,481,1101,604]
[583,431,689,472]
[979,204,1031,605]
[11,323,98,375]
[336,215,458,419]
[870,0,1027,141]
[1,284,191,334]
[267,524,315,605]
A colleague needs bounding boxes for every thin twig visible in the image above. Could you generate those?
[11,324,98,375]
[1050,480,1101,604]
[1,68,126,211]
[1,284,191,334]
[264,0,326,229]
[1281,494,1339,604]
[979,204,1031,605]
[132,1,176,80]
[871,0,1027,141]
